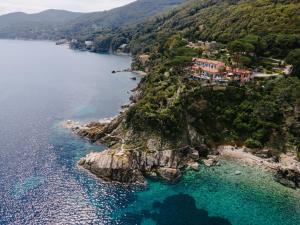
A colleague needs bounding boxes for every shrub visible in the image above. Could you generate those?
[245,138,263,149]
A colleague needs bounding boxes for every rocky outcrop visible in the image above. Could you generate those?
[64,113,204,184]
[203,155,219,167]
[274,152,300,188]
[157,168,181,181]
[63,114,124,144]
[78,146,199,184]
[274,167,300,189]
[66,111,300,188]
[218,145,300,189]
[187,161,200,171]
[78,150,145,184]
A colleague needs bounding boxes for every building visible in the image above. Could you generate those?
[191,58,252,84]
[85,41,94,47]
[226,67,252,83]
[191,58,226,82]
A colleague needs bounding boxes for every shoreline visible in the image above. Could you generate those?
[217,145,300,172]
[218,146,279,171]
[62,120,300,189]
[217,145,300,189]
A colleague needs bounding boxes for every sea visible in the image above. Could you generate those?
[0,40,299,225]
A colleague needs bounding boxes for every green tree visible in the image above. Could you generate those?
[243,35,267,56]
[286,49,300,77]
[228,40,255,68]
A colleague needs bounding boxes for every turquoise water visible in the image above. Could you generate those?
[0,40,299,225]
[121,160,300,225]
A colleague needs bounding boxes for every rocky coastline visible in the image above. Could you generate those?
[77,148,190,185]
[63,118,201,185]
[63,118,300,188]
[218,146,300,189]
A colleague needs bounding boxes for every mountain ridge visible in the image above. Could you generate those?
[0,9,83,26]
[0,0,187,40]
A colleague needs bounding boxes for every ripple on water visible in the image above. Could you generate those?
[11,176,45,199]
[119,159,300,225]
[1,40,299,225]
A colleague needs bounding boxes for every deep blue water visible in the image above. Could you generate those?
[0,40,299,225]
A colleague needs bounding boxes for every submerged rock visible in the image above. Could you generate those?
[157,168,181,182]
[234,170,242,175]
[274,166,300,189]
[187,162,200,171]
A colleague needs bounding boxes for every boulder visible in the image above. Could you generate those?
[274,166,300,189]
[203,155,218,167]
[187,162,200,171]
[189,150,200,160]
[197,144,209,157]
[78,150,145,184]
[78,147,189,184]
[234,170,242,175]
[158,168,182,182]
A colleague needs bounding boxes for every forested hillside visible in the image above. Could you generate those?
[0,10,83,27]
[61,0,186,37]
[128,0,300,57]
[115,0,300,157]
[0,10,83,39]
[0,0,186,40]
[79,0,299,57]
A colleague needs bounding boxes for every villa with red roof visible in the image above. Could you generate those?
[191,58,252,84]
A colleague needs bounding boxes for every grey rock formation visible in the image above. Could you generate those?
[78,146,196,184]
[274,166,300,189]
[78,150,145,184]
[203,155,219,167]
[157,168,181,181]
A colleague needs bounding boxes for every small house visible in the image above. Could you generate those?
[191,58,252,84]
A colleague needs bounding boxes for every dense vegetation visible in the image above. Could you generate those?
[75,0,300,60]
[127,58,300,158]
[0,10,83,39]
[121,0,300,156]
[126,0,300,57]
[2,0,299,156]
[62,0,185,38]
[0,0,186,40]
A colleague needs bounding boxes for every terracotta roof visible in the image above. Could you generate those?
[193,58,225,66]
[191,58,252,76]
[191,65,220,74]
[226,67,251,74]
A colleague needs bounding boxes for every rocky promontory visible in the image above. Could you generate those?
[63,117,300,188]
[63,117,201,184]
[77,147,193,184]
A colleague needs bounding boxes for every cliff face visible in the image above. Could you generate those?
[65,112,201,184]
[65,92,300,188]
[63,100,300,189]
[78,147,189,184]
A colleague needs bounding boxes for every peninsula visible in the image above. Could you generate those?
[61,0,300,189]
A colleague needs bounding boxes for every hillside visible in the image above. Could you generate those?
[0,10,83,27]
[127,0,300,57]
[0,10,84,39]
[93,0,300,159]
[61,0,186,37]
[75,0,299,56]
[0,0,186,40]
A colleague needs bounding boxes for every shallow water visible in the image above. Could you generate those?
[0,40,299,225]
